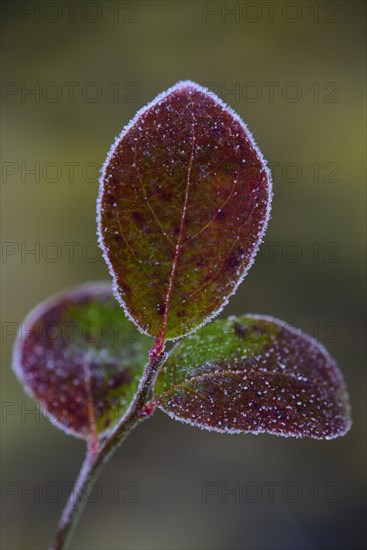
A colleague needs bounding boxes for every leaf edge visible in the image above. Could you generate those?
[153,313,352,441]
[96,80,273,341]
[12,280,127,440]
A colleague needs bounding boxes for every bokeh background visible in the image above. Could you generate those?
[1,1,366,549]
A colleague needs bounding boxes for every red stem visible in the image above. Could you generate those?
[50,340,166,550]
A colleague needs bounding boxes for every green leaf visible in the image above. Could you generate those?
[97,81,271,341]
[153,315,351,440]
[12,282,152,439]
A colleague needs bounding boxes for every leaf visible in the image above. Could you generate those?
[153,315,352,440]
[97,81,272,341]
[12,281,152,439]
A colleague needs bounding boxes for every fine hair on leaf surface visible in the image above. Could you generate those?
[12,281,152,440]
[153,315,351,440]
[97,81,272,341]
[11,81,351,550]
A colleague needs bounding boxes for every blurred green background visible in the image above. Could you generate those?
[1,1,366,549]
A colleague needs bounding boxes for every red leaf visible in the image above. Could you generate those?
[98,81,271,340]
[12,282,152,439]
[154,315,352,440]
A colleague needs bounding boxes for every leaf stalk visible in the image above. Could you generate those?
[51,341,166,550]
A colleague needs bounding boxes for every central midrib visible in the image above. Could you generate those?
[159,125,196,341]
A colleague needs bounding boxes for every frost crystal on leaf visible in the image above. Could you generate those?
[12,282,152,439]
[153,315,352,440]
[97,81,272,340]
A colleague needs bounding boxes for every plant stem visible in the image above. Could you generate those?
[50,342,166,550]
